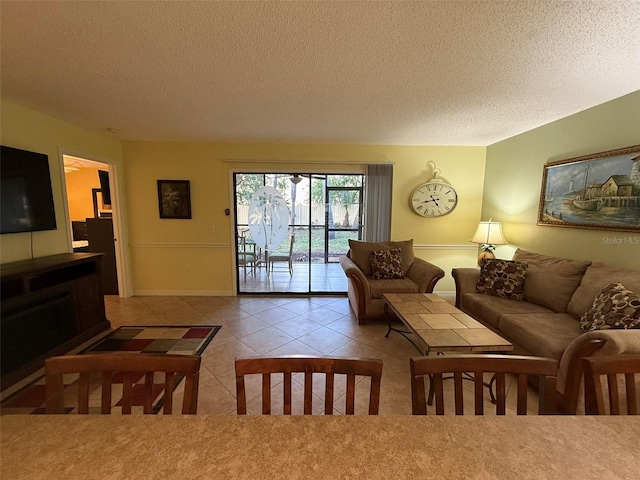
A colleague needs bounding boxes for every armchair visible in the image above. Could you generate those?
[339,239,445,324]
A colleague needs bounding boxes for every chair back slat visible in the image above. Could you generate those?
[453,372,464,415]
[410,354,558,416]
[607,374,620,414]
[582,355,640,415]
[304,371,313,414]
[495,373,506,415]
[78,372,90,414]
[45,353,201,415]
[121,371,133,414]
[235,355,383,415]
[516,373,528,415]
[163,372,175,415]
[182,374,199,415]
[143,372,154,414]
[411,373,427,415]
[626,373,638,415]
[345,374,356,415]
[263,373,272,414]
[101,372,112,414]
[474,373,483,415]
[325,372,335,415]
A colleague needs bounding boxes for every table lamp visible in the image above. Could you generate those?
[470,219,507,266]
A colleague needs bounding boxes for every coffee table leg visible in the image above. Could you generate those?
[384,303,392,338]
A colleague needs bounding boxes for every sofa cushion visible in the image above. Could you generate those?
[461,292,553,329]
[567,263,640,319]
[369,277,419,299]
[475,259,527,301]
[580,282,640,331]
[349,239,414,276]
[370,248,404,280]
[513,249,591,313]
[499,313,582,361]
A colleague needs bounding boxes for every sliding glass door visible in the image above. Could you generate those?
[234,172,363,294]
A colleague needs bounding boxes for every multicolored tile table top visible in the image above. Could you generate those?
[383,293,512,354]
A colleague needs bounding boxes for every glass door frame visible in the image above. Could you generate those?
[324,185,363,263]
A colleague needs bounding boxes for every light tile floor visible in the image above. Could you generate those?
[102,294,538,415]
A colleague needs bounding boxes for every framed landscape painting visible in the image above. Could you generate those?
[537,145,640,232]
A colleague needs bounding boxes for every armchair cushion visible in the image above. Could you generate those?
[348,239,414,276]
[370,248,404,279]
[369,278,419,299]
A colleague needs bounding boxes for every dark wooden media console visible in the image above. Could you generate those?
[1,253,111,390]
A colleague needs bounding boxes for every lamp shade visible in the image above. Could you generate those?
[290,174,303,184]
[470,220,507,246]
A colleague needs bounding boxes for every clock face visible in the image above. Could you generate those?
[410,181,458,217]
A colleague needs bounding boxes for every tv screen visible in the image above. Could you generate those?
[98,169,111,206]
[1,145,57,234]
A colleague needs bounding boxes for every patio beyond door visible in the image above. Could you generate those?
[234,173,363,294]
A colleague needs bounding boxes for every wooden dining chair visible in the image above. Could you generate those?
[582,354,640,415]
[235,355,383,415]
[45,353,201,414]
[410,354,557,415]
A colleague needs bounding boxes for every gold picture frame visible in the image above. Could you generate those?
[537,145,640,232]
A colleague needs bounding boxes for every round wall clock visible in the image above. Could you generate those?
[409,178,458,217]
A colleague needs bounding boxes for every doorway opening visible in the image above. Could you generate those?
[62,155,120,296]
[234,173,364,294]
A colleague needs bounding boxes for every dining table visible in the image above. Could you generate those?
[1,415,639,479]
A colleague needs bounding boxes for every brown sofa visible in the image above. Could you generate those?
[453,248,640,414]
[339,239,445,325]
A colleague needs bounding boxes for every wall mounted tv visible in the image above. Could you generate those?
[1,145,57,234]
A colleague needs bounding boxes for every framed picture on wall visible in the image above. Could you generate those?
[537,145,640,232]
[157,180,192,219]
[92,188,112,218]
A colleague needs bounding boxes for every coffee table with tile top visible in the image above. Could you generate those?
[383,293,513,355]
[383,293,513,403]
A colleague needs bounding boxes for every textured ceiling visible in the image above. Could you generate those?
[1,1,639,146]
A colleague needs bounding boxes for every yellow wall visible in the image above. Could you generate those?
[5,92,636,296]
[484,91,640,267]
[65,167,101,221]
[122,142,487,294]
[0,99,123,263]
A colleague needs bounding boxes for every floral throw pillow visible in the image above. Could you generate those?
[580,282,640,332]
[475,259,528,301]
[370,248,405,280]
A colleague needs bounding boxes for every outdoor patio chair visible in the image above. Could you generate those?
[268,234,295,276]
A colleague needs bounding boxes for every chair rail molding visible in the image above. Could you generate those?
[129,242,229,248]
[414,244,477,250]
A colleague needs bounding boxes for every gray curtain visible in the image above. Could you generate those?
[364,164,393,242]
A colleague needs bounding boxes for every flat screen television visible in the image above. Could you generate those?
[1,145,57,234]
[98,169,111,206]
